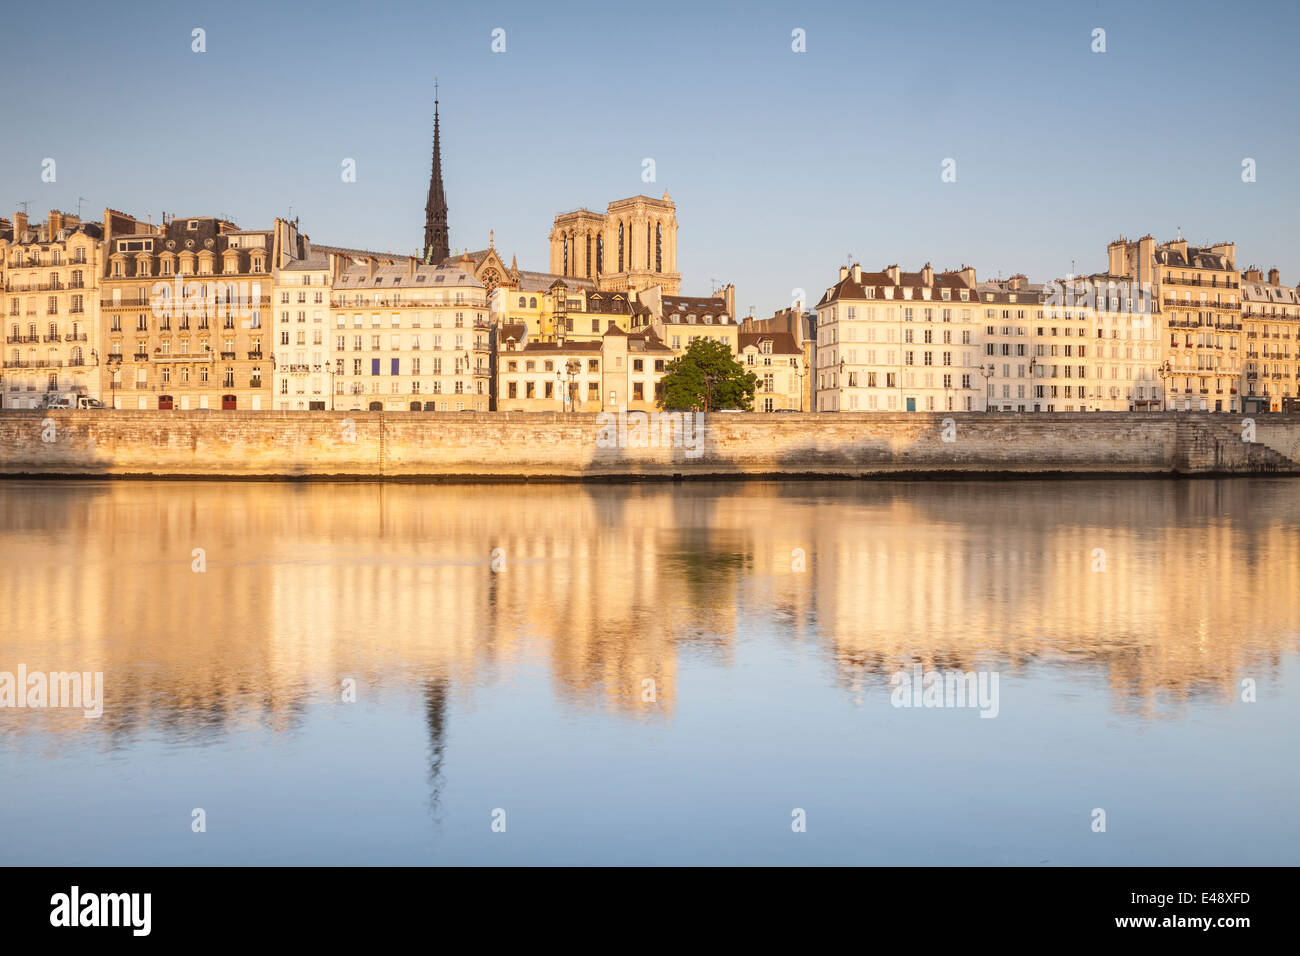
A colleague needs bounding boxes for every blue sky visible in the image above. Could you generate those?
[3,0,1298,315]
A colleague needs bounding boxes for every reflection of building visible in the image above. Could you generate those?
[1240,267,1300,411]
[3,481,1298,742]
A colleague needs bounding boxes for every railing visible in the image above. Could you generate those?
[3,359,63,368]
[43,334,61,342]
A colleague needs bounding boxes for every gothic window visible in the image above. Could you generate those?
[596,236,603,276]
[647,224,651,270]
[618,223,624,273]
[586,233,591,278]
[656,224,662,273]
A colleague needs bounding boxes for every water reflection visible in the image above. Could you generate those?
[0,479,1297,744]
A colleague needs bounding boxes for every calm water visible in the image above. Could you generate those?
[1,478,1298,865]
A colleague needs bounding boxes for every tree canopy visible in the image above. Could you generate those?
[656,338,758,412]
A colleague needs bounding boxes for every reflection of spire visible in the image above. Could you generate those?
[423,82,450,265]
[424,677,450,818]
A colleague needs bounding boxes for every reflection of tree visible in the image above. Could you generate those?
[423,677,450,820]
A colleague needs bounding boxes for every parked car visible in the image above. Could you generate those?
[78,397,105,410]
[43,397,73,409]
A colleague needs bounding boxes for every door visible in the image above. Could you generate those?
[221,394,237,410]
[157,395,173,410]
[905,397,916,412]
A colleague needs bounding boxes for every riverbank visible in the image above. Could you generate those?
[1,410,1298,480]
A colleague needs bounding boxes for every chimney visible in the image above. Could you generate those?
[959,265,976,288]
[852,264,861,283]
[1211,242,1236,270]
[723,283,735,319]
[839,265,849,281]
[367,256,377,280]
[48,210,64,236]
[13,211,28,237]
[408,255,417,278]
[886,264,900,285]
[1268,267,1280,286]
[922,263,934,287]
[1244,267,1263,283]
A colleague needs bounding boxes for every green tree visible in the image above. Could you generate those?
[657,338,758,412]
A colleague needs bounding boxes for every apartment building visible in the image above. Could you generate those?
[330,261,489,411]
[815,263,982,412]
[101,215,271,410]
[738,332,805,411]
[1109,235,1242,412]
[0,209,138,407]
[1240,267,1300,412]
[496,325,673,412]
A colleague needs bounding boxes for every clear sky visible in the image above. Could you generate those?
[3,0,1298,315]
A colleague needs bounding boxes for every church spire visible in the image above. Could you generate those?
[424,81,450,265]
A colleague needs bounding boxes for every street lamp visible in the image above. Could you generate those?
[564,359,580,412]
[1157,359,1173,412]
[979,362,994,412]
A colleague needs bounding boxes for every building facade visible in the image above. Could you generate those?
[496,325,673,412]
[1240,267,1300,412]
[101,215,272,410]
[549,193,681,294]
[815,264,982,412]
[329,260,489,411]
[1110,236,1242,412]
[1,209,124,407]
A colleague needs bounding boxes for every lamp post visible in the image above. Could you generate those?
[793,359,805,412]
[564,359,580,412]
[1157,359,1173,412]
[980,362,994,412]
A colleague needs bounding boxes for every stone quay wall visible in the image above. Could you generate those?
[0,410,1297,480]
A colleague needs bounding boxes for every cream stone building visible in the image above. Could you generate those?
[977,274,1162,412]
[496,325,673,412]
[1109,235,1242,412]
[1240,267,1300,412]
[738,332,805,412]
[1,209,143,407]
[815,264,982,412]
[491,279,650,344]
[330,260,489,411]
[549,193,680,294]
[101,215,272,410]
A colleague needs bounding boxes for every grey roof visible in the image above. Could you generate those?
[336,263,483,289]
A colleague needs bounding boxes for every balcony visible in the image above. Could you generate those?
[219,351,237,360]
[43,334,62,342]
[133,352,150,361]
[247,350,263,360]
[3,359,63,369]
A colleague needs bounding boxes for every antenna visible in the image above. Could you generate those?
[709,277,722,294]
[76,196,88,218]
[846,252,854,266]
[17,200,31,215]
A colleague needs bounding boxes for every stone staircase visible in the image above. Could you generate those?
[1174,416,1300,474]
